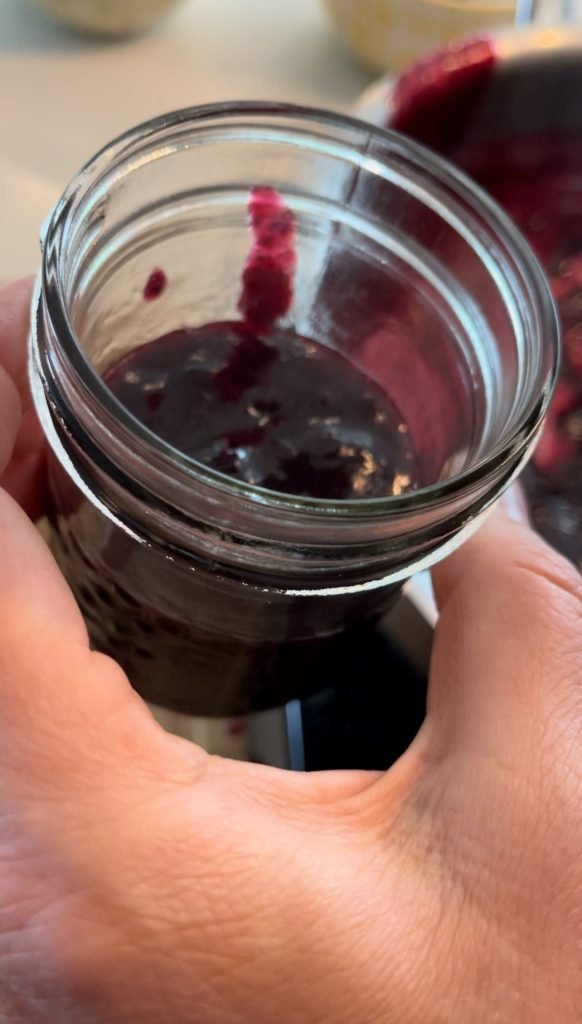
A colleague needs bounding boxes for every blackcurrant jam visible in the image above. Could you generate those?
[390,40,582,569]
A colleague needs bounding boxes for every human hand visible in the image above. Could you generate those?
[1,279,581,1023]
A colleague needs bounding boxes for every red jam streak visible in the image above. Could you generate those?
[108,186,421,501]
[238,186,296,330]
[390,42,582,568]
[143,267,167,301]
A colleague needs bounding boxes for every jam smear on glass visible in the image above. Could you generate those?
[143,266,167,301]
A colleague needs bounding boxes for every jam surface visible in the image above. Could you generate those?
[104,323,421,501]
[390,43,582,569]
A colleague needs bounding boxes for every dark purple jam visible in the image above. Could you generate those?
[390,41,582,569]
[103,323,421,501]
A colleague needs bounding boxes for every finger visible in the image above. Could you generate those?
[0,362,21,474]
[0,277,35,398]
[0,485,381,857]
[0,279,47,516]
[0,407,47,518]
[427,506,582,759]
[0,487,173,809]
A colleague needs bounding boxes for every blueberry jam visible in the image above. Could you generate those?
[390,41,582,568]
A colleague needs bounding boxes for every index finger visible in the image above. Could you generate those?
[0,277,34,397]
[0,278,47,517]
[427,507,582,760]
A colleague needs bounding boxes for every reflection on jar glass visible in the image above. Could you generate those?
[30,103,557,728]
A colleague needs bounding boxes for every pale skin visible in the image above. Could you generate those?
[0,278,581,1023]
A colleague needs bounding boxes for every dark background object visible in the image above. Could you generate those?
[301,625,428,771]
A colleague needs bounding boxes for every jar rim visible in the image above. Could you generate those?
[40,100,560,519]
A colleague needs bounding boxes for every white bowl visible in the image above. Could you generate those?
[30,0,184,36]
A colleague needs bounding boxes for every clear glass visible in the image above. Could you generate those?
[30,102,558,719]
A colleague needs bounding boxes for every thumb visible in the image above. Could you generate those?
[0,486,179,808]
[0,278,179,810]
[427,506,582,761]
[0,278,47,517]
[0,362,20,475]
[0,286,24,475]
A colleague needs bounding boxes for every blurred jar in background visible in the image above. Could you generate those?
[30,0,184,36]
[323,0,518,71]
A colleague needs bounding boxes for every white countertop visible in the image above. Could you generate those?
[0,0,371,279]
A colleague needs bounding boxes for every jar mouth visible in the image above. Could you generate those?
[41,100,559,519]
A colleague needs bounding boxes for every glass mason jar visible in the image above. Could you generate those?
[30,103,558,730]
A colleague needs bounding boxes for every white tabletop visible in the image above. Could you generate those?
[0,0,371,279]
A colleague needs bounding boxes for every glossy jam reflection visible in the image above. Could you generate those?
[390,41,582,568]
[104,323,422,501]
